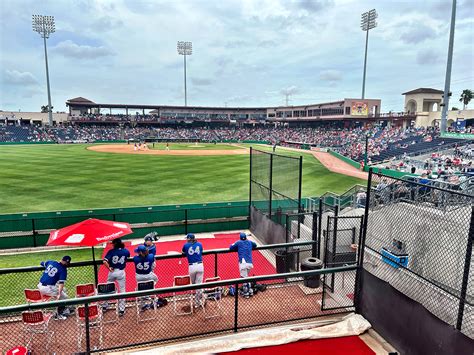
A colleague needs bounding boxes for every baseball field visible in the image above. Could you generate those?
[0,142,363,305]
[0,143,363,214]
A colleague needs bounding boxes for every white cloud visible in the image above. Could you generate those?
[319,69,342,82]
[280,86,299,95]
[3,70,39,85]
[53,40,115,59]
[191,77,213,86]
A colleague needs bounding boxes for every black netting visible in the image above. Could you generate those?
[363,171,474,339]
[250,148,302,220]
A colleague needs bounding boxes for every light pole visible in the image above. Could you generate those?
[32,15,55,126]
[440,0,457,134]
[177,41,192,107]
[360,9,377,99]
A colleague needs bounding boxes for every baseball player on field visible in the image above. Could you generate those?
[230,233,257,298]
[182,233,204,307]
[103,238,130,316]
[37,255,71,320]
[133,245,158,310]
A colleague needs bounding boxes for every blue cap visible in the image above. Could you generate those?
[240,232,247,240]
[62,255,72,263]
[144,236,153,242]
[186,233,195,240]
[134,245,147,253]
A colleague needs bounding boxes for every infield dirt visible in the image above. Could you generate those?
[88,144,249,156]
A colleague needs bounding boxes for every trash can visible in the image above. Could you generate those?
[300,257,323,288]
[275,249,294,273]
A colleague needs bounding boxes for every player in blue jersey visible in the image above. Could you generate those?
[182,233,204,307]
[230,233,257,298]
[103,238,130,316]
[37,255,71,320]
[143,232,158,256]
[133,245,158,310]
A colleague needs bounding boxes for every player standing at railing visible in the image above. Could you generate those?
[103,238,130,316]
[230,233,257,298]
[182,233,204,308]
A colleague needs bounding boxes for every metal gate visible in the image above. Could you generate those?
[285,211,319,272]
[321,215,363,311]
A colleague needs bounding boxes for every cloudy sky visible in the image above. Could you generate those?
[1,0,473,113]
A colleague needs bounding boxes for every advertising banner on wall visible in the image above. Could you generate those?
[351,102,369,116]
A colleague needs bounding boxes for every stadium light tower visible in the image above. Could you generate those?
[32,15,55,126]
[360,9,377,99]
[440,0,457,134]
[177,41,192,106]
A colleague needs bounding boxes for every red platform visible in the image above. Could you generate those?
[99,237,276,292]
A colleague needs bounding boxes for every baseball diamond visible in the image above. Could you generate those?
[1,1,473,354]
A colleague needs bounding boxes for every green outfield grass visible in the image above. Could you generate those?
[150,142,242,150]
[0,143,363,213]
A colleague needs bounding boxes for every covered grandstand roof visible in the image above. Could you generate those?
[402,88,444,95]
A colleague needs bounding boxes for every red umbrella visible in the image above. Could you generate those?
[47,218,133,247]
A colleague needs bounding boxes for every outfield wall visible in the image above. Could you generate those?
[0,201,250,249]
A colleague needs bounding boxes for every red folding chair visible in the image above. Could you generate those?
[76,283,96,298]
[76,304,103,352]
[6,346,29,355]
[173,276,193,316]
[22,311,55,353]
[202,277,222,319]
[24,289,52,303]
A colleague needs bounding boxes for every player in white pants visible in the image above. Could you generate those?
[230,233,257,298]
[103,239,131,316]
[182,234,204,307]
[38,256,72,319]
[133,245,158,310]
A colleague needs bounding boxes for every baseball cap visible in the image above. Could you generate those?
[62,255,72,264]
[134,245,147,253]
[239,232,247,240]
[185,233,195,240]
[144,236,153,242]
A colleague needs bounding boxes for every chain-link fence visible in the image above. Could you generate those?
[363,170,474,339]
[249,148,302,219]
[0,241,323,308]
[0,264,356,354]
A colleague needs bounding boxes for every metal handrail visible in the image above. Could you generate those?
[0,264,357,314]
[0,240,317,275]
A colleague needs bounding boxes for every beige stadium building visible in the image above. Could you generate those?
[1,88,472,128]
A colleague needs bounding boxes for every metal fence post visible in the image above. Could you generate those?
[298,155,303,213]
[285,214,290,243]
[31,219,37,247]
[312,211,318,258]
[184,209,188,235]
[249,147,253,207]
[456,205,474,330]
[214,253,218,278]
[85,302,91,354]
[91,248,99,286]
[269,154,273,217]
[318,199,323,259]
[354,168,373,313]
[233,282,239,332]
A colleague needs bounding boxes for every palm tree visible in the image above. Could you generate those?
[459,89,473,110]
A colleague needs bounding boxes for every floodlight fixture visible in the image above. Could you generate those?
[32,15,55,125]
